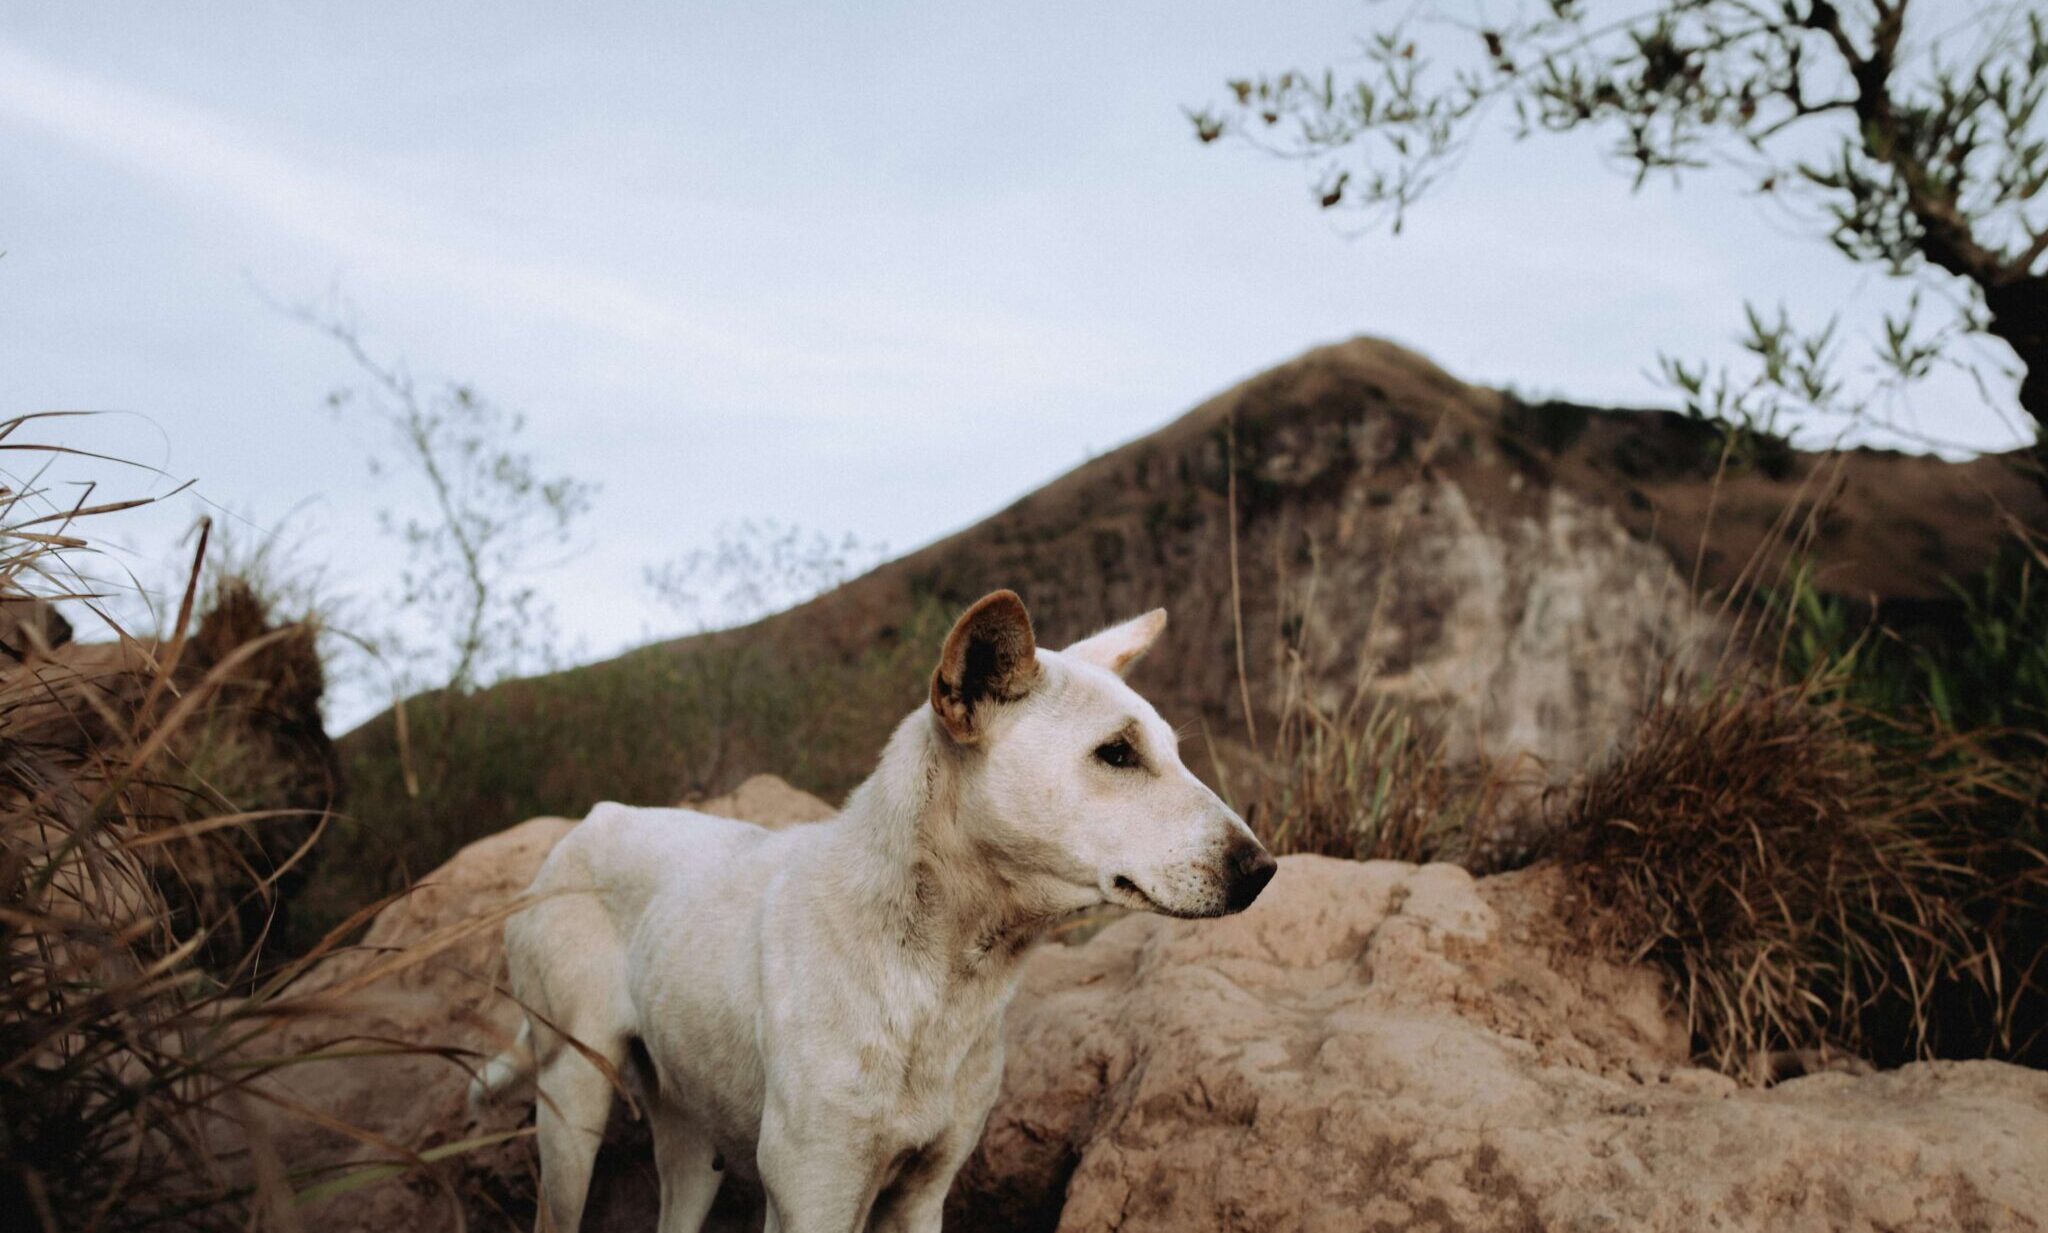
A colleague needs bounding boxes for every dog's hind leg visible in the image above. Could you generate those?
[467,1017,536,1114]
[650,1105,722,1233]
[532,1033,625,1233]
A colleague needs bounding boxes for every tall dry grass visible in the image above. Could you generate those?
[1545,464,2048,1077]
[1,416,518,1231]
[1216,407,1517,866]
[1237,644,1507,865]
[1549,671,2045,1077]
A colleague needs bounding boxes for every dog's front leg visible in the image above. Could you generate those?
[865,1033,1001,1233]
[863,1122,980,1233]
[757,1115,882,1233]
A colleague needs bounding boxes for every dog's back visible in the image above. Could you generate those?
[479,802,791,1112]
[527,802,777,920]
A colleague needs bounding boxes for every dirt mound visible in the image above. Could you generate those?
[682,773,838,827]
[275,803,2047,1232]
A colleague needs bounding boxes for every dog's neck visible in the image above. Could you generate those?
[824,709,1075,981]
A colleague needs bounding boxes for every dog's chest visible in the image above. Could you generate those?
[845,968,1010,1144]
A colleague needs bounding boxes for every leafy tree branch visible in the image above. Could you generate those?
[1191,0,2047,474]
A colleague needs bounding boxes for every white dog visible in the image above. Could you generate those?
[472,591,1277,1233]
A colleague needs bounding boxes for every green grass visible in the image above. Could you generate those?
[1773,537,2048,846]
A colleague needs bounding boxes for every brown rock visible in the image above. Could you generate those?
[683,773,838,828]
[950,857,2048,1233]
[273,818,2048,1232]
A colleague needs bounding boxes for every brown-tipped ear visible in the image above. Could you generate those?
[931,590,1040,744]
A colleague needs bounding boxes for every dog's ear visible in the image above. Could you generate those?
[931,590,1040,744]
[1063,609,1166,678]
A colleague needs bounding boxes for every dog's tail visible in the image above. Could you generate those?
[467,1018,536,1115]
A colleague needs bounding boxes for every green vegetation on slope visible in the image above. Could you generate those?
[294,596,958,950]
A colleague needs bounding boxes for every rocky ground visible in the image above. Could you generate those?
[260,777,2048,1232]
[952,856,2045,1233]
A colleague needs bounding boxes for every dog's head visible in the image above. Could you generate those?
[929,590,1276,918]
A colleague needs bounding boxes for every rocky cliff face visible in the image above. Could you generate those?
[779,339,1730,776]
[267,784,2048,1233]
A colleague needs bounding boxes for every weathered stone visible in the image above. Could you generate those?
[951,857,2048,1233]
[682,773,839,828]
[271,811,2048,1232]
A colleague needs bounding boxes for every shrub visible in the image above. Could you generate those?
[1760,529,2048,1067]
[1,419,509,1230]
[1549,670,2045,1078]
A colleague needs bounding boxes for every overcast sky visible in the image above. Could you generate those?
[1,1,2031,725]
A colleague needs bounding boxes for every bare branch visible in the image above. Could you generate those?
[279,294,595,693]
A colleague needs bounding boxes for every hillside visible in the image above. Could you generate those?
[310,337,2044,930]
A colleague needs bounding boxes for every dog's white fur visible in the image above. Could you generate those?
[473,592,1276,1233]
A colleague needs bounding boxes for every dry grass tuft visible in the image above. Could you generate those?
[1220,434,1511,867]
[1536,458,2048,1078]
[1241,646,1503,865]
[1549,672,2046,1078]
[1,415,513,1231]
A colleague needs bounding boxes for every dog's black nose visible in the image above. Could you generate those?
[1224,841,1278,913]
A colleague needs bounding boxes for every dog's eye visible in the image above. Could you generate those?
[1094,738,1141,770]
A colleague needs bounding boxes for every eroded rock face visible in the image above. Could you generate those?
[889,340,1729,778]
[275,811,2048,1233]
[1303,476,1716,770]
[951,857,2048,1233]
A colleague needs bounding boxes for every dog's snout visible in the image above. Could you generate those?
[1224,841,1278,913]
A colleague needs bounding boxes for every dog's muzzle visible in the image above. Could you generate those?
[1223,840,1278,913]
